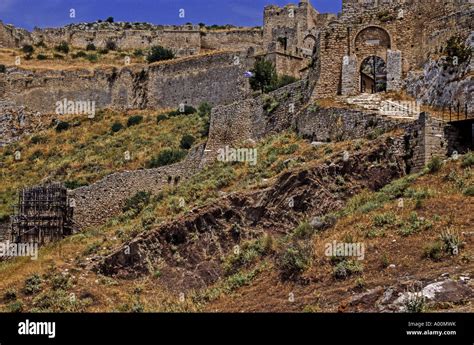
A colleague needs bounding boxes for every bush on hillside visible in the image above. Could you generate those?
[86,43,96,51]
[55,41,69,54]
[146,148,186,168]
[180,134,196,150]
[22,44,34,55]
[146,45,174,63]
[111,122,124,133]
[127,115,143,127]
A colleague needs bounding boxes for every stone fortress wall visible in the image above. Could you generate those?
[0,21,264,57]
[0,50,253,114]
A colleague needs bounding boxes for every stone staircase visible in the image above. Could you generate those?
[345,93,420,120]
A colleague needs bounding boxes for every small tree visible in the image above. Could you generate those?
[106,17,114,23]
[146,45,174,63]
[22,44,34,55]
[105,40,117,51]
[249,58,278,93]
[197,102,212,118]
[55,41,69,54]
[180,134,195,150]
[445,35,472,66]
[86,43,96,51]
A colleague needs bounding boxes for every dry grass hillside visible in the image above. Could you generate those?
[0,117,472,311]
[0,108,208,218]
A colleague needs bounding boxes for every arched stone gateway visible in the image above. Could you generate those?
[341,26,402,96]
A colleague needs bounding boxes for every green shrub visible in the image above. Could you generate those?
[0,64,6,73]
[8,300,23,312]
[277,241,312,280]
[180,134,195,150]
[333,259,363,280]
[30,135,48,145]
[292,221,314,239]
[440,229,463,255]
[123,191,151,213]
[111,122,124,133]
[23,274,42,295]
[445,35,472,66]
[275,75,298,89]
[156,114,168,123]
[86,43,96,51]
[147,45,174,63]
[197,102,212,118]
[373,212,396,227]
[423,241,443,261]
[146,148,186,168]
[55,41,70,54]
[377,10,395,22]
[404,292,426,313]
[463,186,474,196]
[53,53,64,59]
[105,40,117,51]
[249,58,278,93]
[166,105,196,117]
[262,95,279,114]
[133,49,144,57]
[127,115,143,127]
[36,54,48,60]
[55,121,70,132]
[22,44,34,54]
[223,235,273,276]
[4,288,17,301]
[427,156,443,173]
[106,16,114,23]
[98,48,109,54]
[461,152,474,168]
[72,51,87,59]
[86,53,98,62]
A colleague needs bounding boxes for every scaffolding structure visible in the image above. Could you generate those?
[10,183,74,244]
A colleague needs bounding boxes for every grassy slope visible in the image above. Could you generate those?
[0,129,364,312]
[0,120,472,311]
[202,157,474,312]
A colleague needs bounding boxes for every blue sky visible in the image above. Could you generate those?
[0,0,342,30]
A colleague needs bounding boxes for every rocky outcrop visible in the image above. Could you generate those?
[0,101,50,146]
[345,276,473,312]
[406,35,473,113]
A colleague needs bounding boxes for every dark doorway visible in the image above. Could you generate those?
[360,56,387,93]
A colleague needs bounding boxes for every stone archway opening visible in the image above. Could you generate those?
[360,56,387,94]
